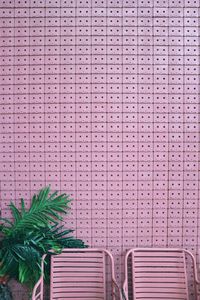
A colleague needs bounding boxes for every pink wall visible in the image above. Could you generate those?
[0,0,199,299]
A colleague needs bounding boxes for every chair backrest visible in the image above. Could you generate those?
[123,248,198,300]
[50,248,115,300]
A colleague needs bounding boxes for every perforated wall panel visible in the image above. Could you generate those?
[0,0,200,299]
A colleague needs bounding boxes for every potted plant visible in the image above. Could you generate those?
[0,186,87,299]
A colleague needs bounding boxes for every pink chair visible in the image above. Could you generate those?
[32,248,122,300]
[122,248,200,300]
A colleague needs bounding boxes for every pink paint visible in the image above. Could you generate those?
[0,0,199,299]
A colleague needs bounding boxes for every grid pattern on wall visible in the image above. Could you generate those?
[0,0,199,299]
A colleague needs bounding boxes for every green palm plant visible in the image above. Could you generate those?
[0,186,86,294]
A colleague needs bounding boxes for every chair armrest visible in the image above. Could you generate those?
[121,288,127,300]
[112,279,123,300]
[31,254,46,300]
[31,277,43,300]
[121,282,128,300]
[184,249,200,300]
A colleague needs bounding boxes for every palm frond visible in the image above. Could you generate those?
[0,218,13,227]
[0,249,18,279]
[9,203,22,223]
[7,187,71,235]
[0,243,42,288]
[0,186,87,290]
[0,218,13,234]
[20,198,26,216]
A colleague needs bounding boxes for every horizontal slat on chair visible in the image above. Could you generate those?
[135,292,187,298]
[53,266,103,273]
[53,276,103,282]
[133,298,185,300]
[134,252,183,257]
[53,257,103,262]
[53,282,103,288]
[134,262,184,267]
[135,282,186,288]
[55,253,103,258]
[53,276,103,281]
[53,262,103,267]
[52,295,104,300]
[52,291,104,296]
[53,287,103,292]
[53,291,104,296]
[134,267,184,274]
[53,294,104,299]
[52,273,103,278]
[52,297,103,300]
[135,277,186,283]
[135,273,185,278]
[136,287,187,293]
[134,257,184,262]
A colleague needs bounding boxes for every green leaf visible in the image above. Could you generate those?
[6,187,71,235]
[9,203,22,224]
[20,198,26,216]
[0,217,13,226]
[0,186,87,290]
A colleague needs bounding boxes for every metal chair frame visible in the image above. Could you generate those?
[32,248,122,300]
[122,248,200,300]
